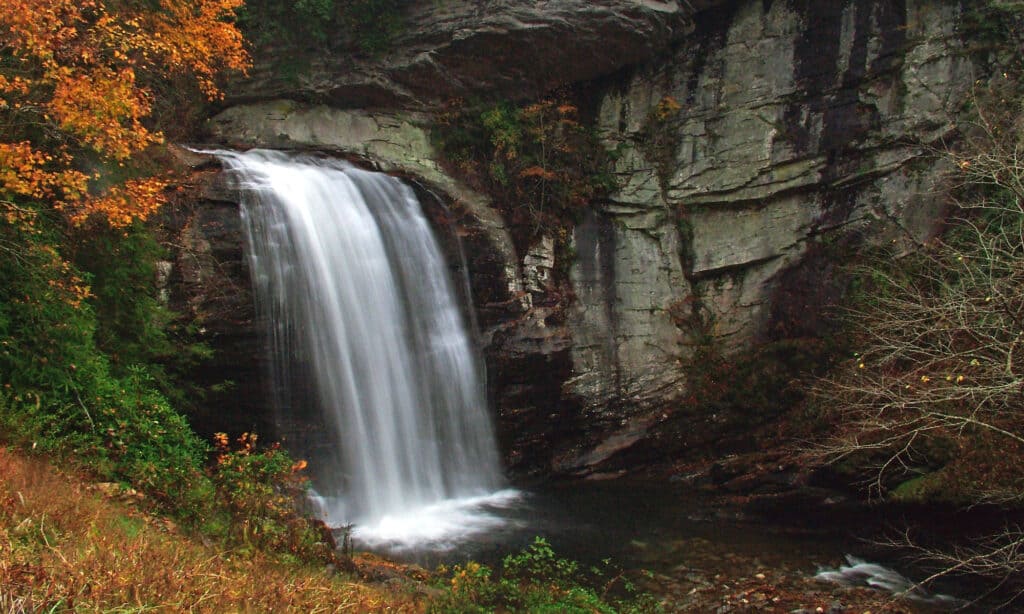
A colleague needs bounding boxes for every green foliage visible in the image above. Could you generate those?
[70,223,174,370]
[237,0,333,47]
[0,216,207,516]
[68,222,212,408]
[501,536,580,588]
[0,208,206,505]
[295,0,336,22]
[429,537,661,613]
[209,432,335,561]
[433,96,617,248]
[0,204,326,563]
[338,0,407,54]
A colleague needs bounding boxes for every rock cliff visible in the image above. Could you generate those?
[190,0,972,476]
[230,0,726,108]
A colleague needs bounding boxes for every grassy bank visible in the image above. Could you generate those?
[0,446,422,612]
[0,447,669,613]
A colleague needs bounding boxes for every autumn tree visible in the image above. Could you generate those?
[0,0,250,520]
[0,0,249,228]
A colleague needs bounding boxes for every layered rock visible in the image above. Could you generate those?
[513,0,967,473]
[197,0,971,476]
[596,0,965,352]
[230,0,726,109]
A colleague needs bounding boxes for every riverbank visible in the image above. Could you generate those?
[1,445,945,612]
[0,446,423,611]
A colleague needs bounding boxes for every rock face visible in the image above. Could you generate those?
[155,160,271,438]
[555,0,969,471]
[198,0,971,476]
[230,0,726,109]
[596,0,965,352]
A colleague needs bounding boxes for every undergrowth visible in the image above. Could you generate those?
[0,448,660,612]
[0,447,410,612]
[430,537,662,613]
[0,206,330,562]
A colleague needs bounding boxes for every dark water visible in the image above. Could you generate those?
[353,479,1024,611]
[364,479,867,573]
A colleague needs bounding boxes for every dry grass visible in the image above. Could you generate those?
[0,447,423,612]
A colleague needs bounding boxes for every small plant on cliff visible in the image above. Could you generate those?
[639,95,684,190]
[433,95,616,249]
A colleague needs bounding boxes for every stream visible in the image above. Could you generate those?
[354,478,984,612]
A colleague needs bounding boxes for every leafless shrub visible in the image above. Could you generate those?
[807,94,1024,600]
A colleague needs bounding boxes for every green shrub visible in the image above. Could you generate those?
[209,432,336,562]
[0,209,206,508]
[430,537,661,613]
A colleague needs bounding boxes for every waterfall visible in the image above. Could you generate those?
[214,149,515,549]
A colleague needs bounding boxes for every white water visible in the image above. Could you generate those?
[215,149,514,549]
[815,555,962,607]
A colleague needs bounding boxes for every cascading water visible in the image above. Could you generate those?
[213,149,517,550]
